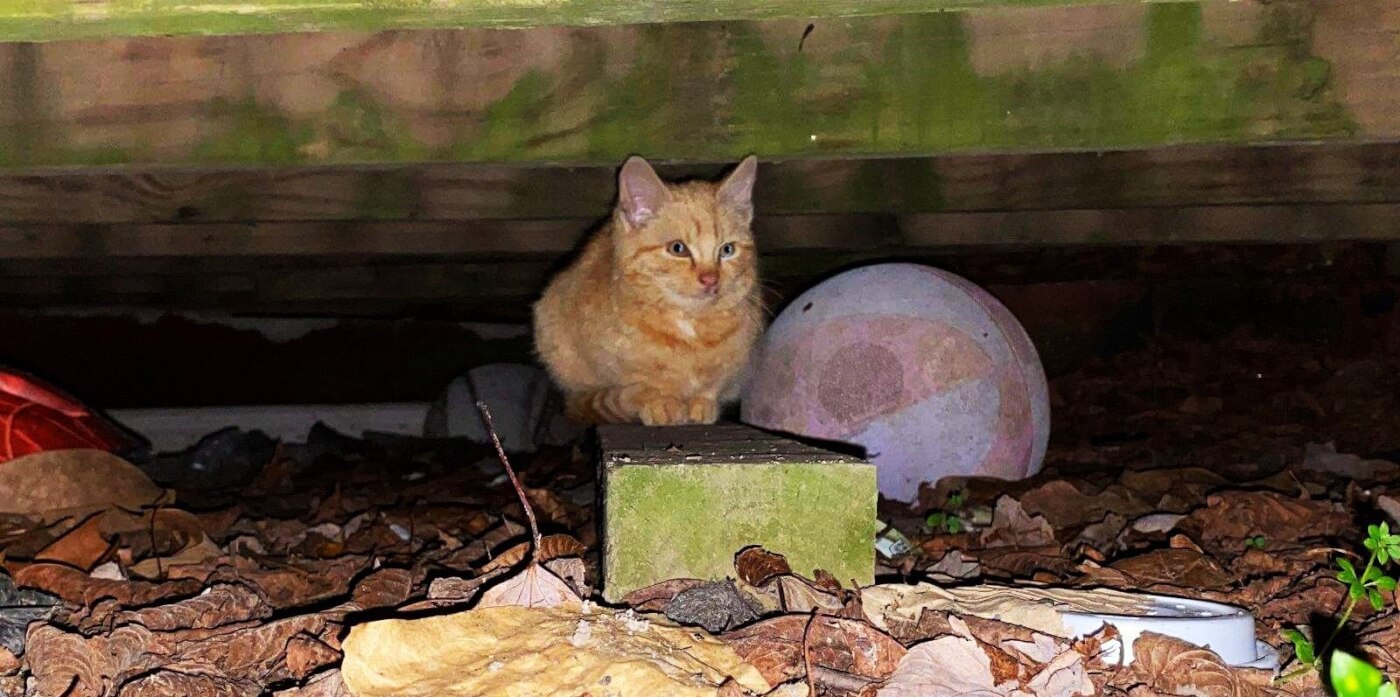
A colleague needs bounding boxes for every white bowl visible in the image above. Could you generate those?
[1059,594,1278,671]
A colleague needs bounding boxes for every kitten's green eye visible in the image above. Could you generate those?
[668,240,689,256]
[719,242,737,259]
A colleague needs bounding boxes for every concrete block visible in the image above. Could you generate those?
[598,423,876,602]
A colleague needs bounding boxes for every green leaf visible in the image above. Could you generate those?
[947,491,966,509]
[1383,549,1393,566]
[1340,558,1360,584]
[1370,588,1385,611]
[1368,537,1381,552]
[1352,583,1366,601]
[1380,683,1398,697]
[1378,576,1399,592]
[946,516,964,534]
[1332,650,1388,697]
[925,512,945,528]
[1283,628,1316,664]
[1366,565,1385,583]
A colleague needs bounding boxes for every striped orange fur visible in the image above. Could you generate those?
[532,156,763,426]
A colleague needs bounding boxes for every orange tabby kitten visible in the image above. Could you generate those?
[532,155,763,426]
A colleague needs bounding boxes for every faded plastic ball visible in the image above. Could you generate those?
[741,263,1049,504]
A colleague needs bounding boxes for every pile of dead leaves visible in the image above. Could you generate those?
[0,331,1397,696]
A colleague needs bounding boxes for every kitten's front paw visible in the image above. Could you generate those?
[686,397,719,424]
[639,396,690,426]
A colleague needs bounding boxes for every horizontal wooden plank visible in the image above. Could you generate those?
[0,1,1189,43]
[1,203,1396,264]
[899,203,1400,246]
[0,1,1391,168]
[0,215,894,259]
[2,141,1398,225]
[1,242,1390,320]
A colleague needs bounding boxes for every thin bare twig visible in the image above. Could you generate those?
[477,401,543,559]
[802,611,818,696]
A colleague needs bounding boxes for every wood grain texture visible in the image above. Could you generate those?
[2,204,1398,262]
[0,0,1387,168]
[2,204,1396,317]
[0,0,1192,43]
[2,141,1397,225]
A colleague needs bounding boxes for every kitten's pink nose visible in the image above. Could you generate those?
[698,271,720,292]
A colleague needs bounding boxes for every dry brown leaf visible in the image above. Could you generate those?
[115,583,269,631]
[1019,481,1152,528]
[762,575,848,615]
[351,568,414,610]
[172,613,343,685]
[34,513,113,571]
[978,545,1077,579]
[478,533,584,573]
[876,635,1021,697]
[1108,548,1234,590]
[476,562,580,609]
[117,672,252,697]
[981,497,1057,549]
[736,546,793,587]
[273,669,352,697]
[0,450,168,519]
[26,623,153,697]
[522,486,576,526]
[1123,632,1285,697]
[407,571,510,612]
[205,556,368,611]
[16,562,202,609]
[543,556,589,597]
[286,634,342,680]
[724,614,906,688]
[1178,491,1349,549]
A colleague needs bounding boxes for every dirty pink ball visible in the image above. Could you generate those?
[741,263,1049,503]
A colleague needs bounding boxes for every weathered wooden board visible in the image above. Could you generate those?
[1,210,1395,318]
[0,0,1390,169]
[2,204,1398,260]
[0,0,1209,43]
[1,141,1397,225]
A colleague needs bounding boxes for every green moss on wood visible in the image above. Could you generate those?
[603,460,877,602]
[194,98,313,165]
[323,90,430,163]
[0,2,1361,169]
[0,0,1201,43]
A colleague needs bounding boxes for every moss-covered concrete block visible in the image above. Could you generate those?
[598,423,876,602]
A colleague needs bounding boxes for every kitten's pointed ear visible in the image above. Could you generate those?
[618,156,668,227]
[718,155,758,219]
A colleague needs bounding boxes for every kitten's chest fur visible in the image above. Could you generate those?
[550,245,758,389]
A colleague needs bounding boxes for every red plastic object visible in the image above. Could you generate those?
[0,368,146,465]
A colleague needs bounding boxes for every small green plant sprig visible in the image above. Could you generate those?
[925,491,966,534]
[1282,523,1400,680]
[1246,535,1268,550]
[1331,649,1398,697]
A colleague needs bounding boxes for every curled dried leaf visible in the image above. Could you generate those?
[736,546,793,587]
[476,562,579,609]
[1124,632,1286,697]
[724,614,906,688]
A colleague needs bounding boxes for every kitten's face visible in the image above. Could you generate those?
[612,156,759,308]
